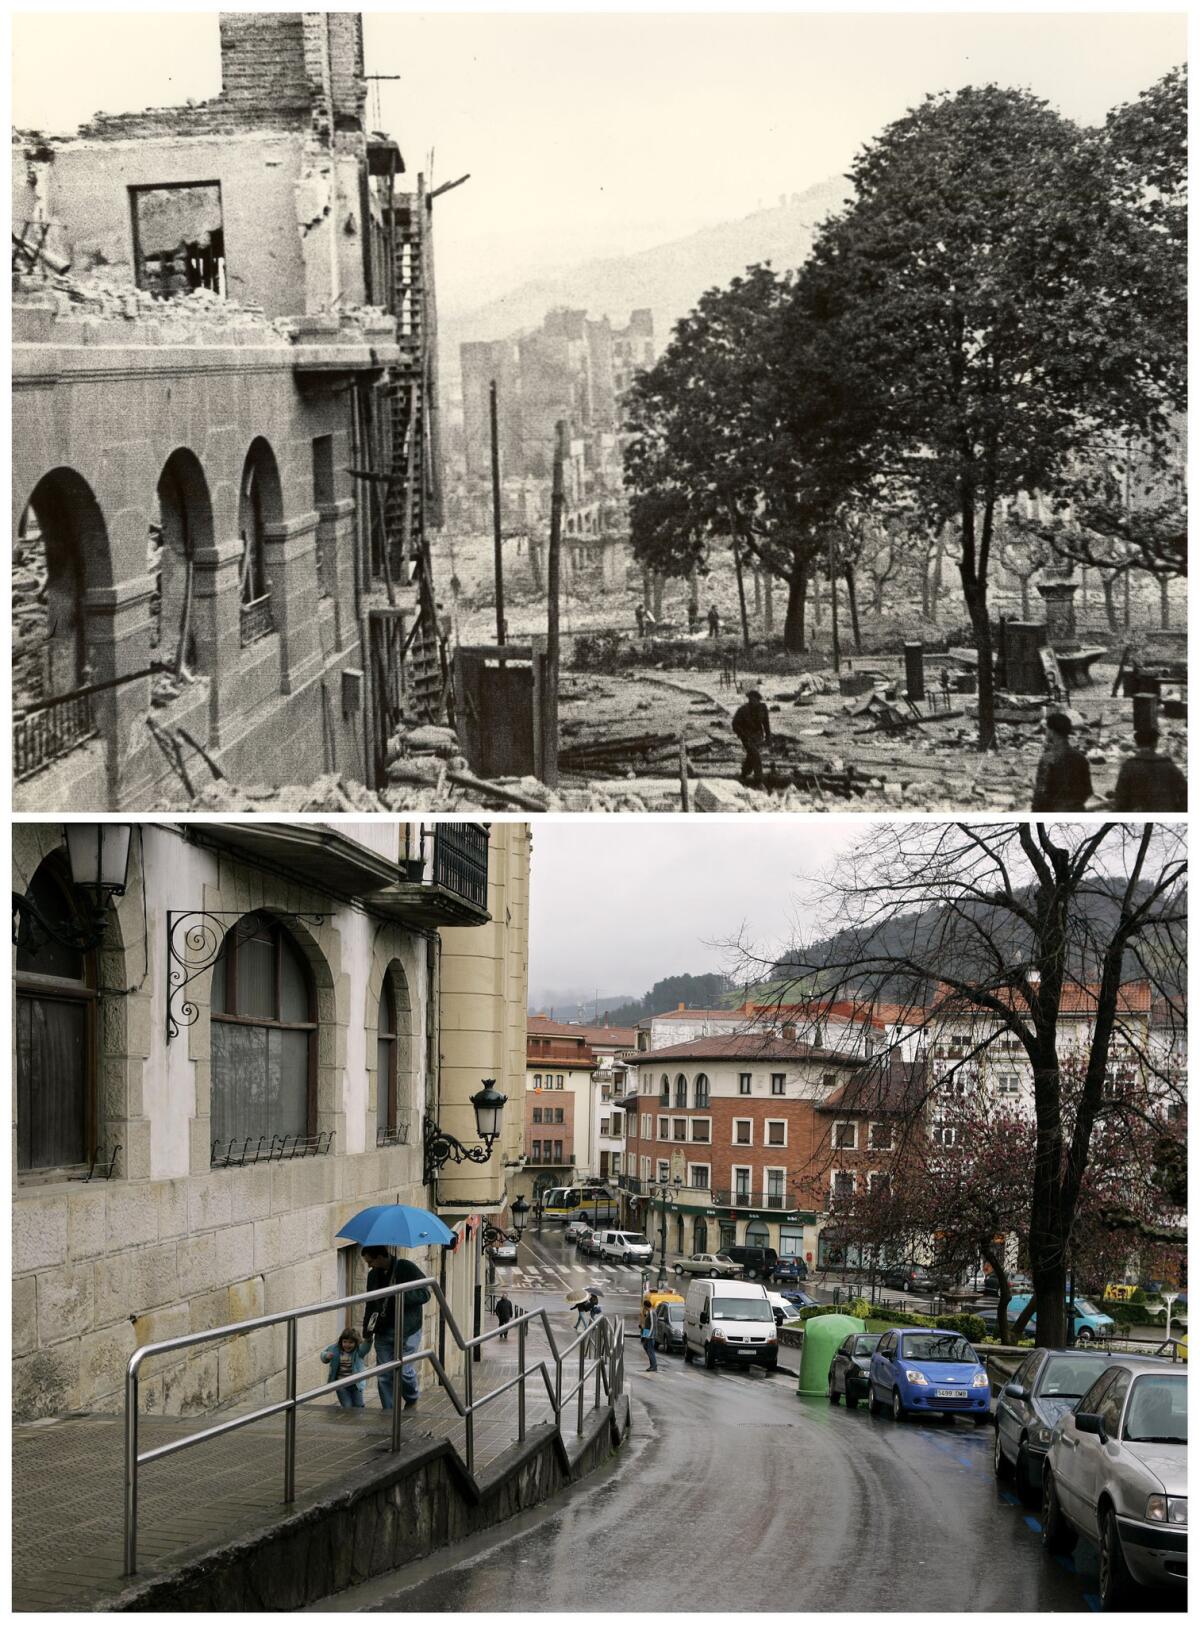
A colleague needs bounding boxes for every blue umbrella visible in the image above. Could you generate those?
[337,1204,456,1248]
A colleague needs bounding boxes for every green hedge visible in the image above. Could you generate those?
[794,1300,986,1342]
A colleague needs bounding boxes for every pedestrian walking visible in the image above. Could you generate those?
[1031,711,1093,812]
[1111,727,1187,812]
[495,1292,515,1341]
[732,689,772,788]
[634,602,645,637]
[319,1326,371,1408]
[361,1244,431,1411]
[707,603,720,638]
[639,1304,658,1372]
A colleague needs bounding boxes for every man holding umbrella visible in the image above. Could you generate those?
[337,1204,452,1412]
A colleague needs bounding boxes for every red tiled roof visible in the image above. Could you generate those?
[817,1058,930,1116]
[931,980,1152,1019]
[651,1007,744,1022]
[635,1035,864,1065]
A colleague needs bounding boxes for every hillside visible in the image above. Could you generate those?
[440,175,849,383]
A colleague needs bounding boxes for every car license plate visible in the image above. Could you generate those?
[935,1388,965,1398]
[738,1349,757,1357]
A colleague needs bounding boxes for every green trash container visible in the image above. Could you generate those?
[797,1312,866,1396]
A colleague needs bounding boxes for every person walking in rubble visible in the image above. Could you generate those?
[1110,726,1188,812]
[1031,711,1092,813]
[707,603,721,639]
[733,689,772,789]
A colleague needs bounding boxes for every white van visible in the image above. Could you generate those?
[597,1229,654,1266]
[683,1278,778,1371]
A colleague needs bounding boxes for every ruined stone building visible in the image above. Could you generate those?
[456,307,655,542]
[13,819,530,1419]
[12,12,445,811]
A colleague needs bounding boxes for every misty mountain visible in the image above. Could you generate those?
[440,176,849,380]
[528,971,737,1028]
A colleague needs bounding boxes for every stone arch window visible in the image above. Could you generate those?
[15,855,97,1173]
[14,468,109,779]
[745,1219,771,1248]
[694,1217,708,1253]
[376,960,414,1144]
[674,1072,688,1108]
[210,913,316,1154]
[238,438,283,644]
[151,448,214,681]
[693,1072,710,1108]
[659,1073,670,1105]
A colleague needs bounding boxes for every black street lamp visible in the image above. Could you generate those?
[511,1194,529,1239]
[13,823,133,953]
[424,1080,509,1184]
[650,1175,684,1290]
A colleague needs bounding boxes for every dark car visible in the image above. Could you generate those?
[777,1288,817,1309]
[653,1300,686,1354]
[725,1245,779,1281]
[882,1264,941,1295]
[772,1257,809,1284]
[994,1346,1118,1501]
[983,1271,1033,1297]
[828,1332,881,1408]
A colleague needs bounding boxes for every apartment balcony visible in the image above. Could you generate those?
[527,1152,576,1168]
[372,823,491,927]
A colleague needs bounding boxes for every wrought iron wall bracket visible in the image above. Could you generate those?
[13,889,109,954]
[166,910,326,1042]
[423,1116,499,1185]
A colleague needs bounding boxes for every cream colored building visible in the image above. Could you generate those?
[12,819,529,1420]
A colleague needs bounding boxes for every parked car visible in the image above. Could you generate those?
[724,1245,779,1280]
[564,1218,591,1241]
[577,1228,603,1257]
[653,1298,687,1355]
[994,1346,1118,1500]
[1041,1358,1188,1609]
[766,1291,807,1327]
[880,1264,945,1296]
[777,1288,817,1310]
[771,1257,809,1284]
[868,1327,991,1423]
[828,1332,881,1407]
[682,1278,778,1371]
[1008,1293,1116,1343]
[488,1239,518,1264]
[596,1228,654,1266]
[674,1252,740,1279]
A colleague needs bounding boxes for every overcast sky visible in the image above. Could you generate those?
[11,9,1186,313]
[527,817,863,1011]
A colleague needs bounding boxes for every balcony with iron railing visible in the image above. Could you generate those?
[240,593,276,646]
[371,823,491,928]
[14,689,98,782]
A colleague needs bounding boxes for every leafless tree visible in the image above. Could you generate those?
[733,822,1187,1348]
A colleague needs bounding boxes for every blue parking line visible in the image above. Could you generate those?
[999,1490,1021,1506]
[1024,1515,1042,1534]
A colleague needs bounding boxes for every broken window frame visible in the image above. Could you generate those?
[129,180,226,300]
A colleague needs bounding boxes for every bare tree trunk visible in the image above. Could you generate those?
[930,541,944,625]
[1020,576,1030,620]
[1160,576,1170,630]
[844,566,861,652]
[783,571,807,653]
[959,489,997,752]
[1102,574,1118,633]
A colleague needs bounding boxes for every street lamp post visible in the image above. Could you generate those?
[650,1175,683,1290]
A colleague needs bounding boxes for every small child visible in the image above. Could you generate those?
[320,1326,371,1408]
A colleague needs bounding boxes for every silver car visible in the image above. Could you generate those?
[674,1252,740,1279]
[1041,1357,1187,1609]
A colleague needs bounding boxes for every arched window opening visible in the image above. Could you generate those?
[694,1072,710,1108]
[745,1219,771,1248]
[15,857,97,1173]
[659,1073,670,1105]
[376,960,414,1146]
[150,449,214,690]
[14,469,107,780]
[238,439,282,646]
[210,914,315,1158]
[674,1073,687,1109]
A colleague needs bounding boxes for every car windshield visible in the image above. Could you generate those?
[853,1335,882,1356]
[1039,1355,1109,1398]
[1073,1298,1102,1318]
[620,1235,647,1246]
[900,1333,974,1363]
[1122,1375,1188,1444]
[713,1297,774,1321]
[666,1305,685,1322]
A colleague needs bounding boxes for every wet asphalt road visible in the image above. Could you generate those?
[314,1230,1181,1613]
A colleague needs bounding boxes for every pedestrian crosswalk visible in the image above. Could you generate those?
[499,1260,646,1295]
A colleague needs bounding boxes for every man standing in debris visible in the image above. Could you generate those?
[733,689,772,788]
[1031,711,1092,812]
[707,603,721,638]
[635,603,645,637]
[1110,726,1188,812]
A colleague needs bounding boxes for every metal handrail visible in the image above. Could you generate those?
[122,1274,624,1576]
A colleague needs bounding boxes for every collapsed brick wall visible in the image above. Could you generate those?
[74,12,366,143]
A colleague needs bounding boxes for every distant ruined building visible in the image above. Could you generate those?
[455,308,655,546]
[12,11,447,809]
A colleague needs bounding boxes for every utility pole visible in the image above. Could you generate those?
[490,379,505,645]
[544,420,564,789]
[828,526,841,673]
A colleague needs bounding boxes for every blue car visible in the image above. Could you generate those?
[1007,1293,1115,1343]
[868,1327,991,1423]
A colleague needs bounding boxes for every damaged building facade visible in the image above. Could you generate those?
[12,818,530,1420]
[455,308,654,584]
[13,12,445,811]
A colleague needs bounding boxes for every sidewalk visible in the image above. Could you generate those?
[12,1337,570,1611]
